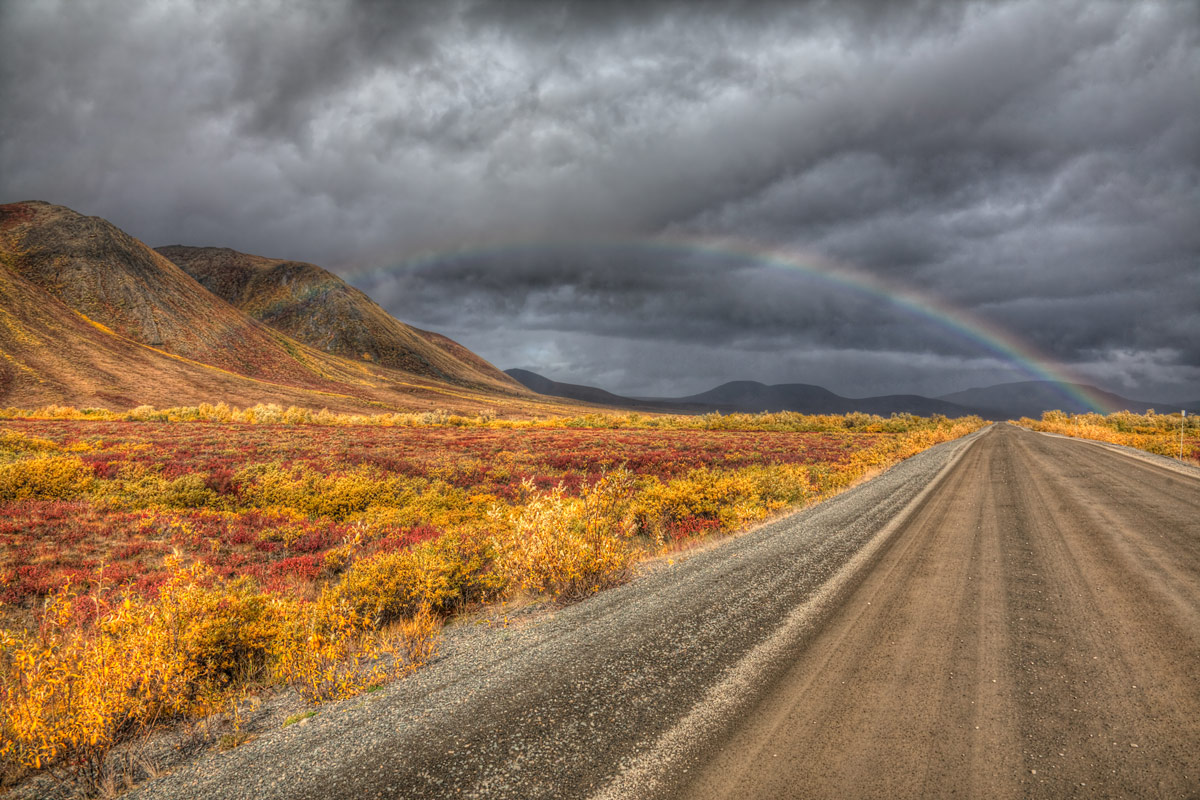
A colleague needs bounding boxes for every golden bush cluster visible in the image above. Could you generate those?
[0,404,986,791]
[0,455,92,502]
[0,558,442,789]
[2,402,978,435]
[489,470,638,601]
[271,588,439,704]
[1018,410,1195,461]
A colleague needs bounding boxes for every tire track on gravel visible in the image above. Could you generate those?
[675,424,1200,800]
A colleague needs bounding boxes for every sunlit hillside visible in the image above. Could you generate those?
[157,245,520,391]
[0,202,561,417]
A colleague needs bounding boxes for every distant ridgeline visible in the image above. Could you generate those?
[505,370,1197,421]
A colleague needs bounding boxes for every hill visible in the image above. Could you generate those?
[509,370,1198,419]
[505,368,641,406]
[157,245,518,392]
[505,369,716,413]
[672,380,980,416]
[0,201,548,415]
[508,371,984,417]
[0,201,336,389]
[935,381,1197,418]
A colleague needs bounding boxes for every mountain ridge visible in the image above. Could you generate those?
[506,369,1198,420]
[0,201,544,415]
[4,201,1190,420]
[936,381,1199,419]
[156,245,519,392]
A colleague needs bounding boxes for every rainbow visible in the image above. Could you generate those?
[350,234,1111,414]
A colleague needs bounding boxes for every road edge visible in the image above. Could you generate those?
[589,424,992,800]
[1022,424,1200,481]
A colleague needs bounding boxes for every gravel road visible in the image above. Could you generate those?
[679,423,1200,799]
[129,424,1200,799]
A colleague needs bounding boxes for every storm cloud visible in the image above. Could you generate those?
[2,0,1197,400]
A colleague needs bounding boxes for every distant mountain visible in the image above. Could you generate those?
[508,371,986,418]
[677,381,981,416]
[674,380,842,411]
[157,245,519,392]
[0,201,545,414]
[508,371,1198,420]
[504,369,713,413]
[505,369,639,407]
[936,381,1194,419]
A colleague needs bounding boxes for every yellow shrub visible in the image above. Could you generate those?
[0,557,440,786]
[1,589,156,784]
[159,472,219,509]
[0,428,58,457]
[337,546,455,624]
[426,529,507,610]
[242,465,414,520]
[322,545,354,575]
[0,455,92,502]
[490,470,637,601]
[0,561,277,787]
[395,604,442,666]
[270,587,379,702]
[127,405,167,422]
[97,470,223,511]
[633,468,760,532]
[331,526,504,616]
[271,593,440,702]
[150,568,281,694]
[741,464,811,511]
[1019,410,1195,462]
[196,402,235,423]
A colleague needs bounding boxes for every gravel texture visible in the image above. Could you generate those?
[676,423,1200,799]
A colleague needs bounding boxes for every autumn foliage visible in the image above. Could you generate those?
[490,470,639,601]
[0,403,984,790]
[1017,409,1197,463]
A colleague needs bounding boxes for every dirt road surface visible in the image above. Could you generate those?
[130,425,1200,800]
[676,424,1200,800]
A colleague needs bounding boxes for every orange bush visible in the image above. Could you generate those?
[270,589,439,702]
[0,561,271,788]
[489,470,638,601]
[1018,410,1196,462]
[337,547,454,625]
[0,559,441,789]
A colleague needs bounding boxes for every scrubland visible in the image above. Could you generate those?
[1016,409,1197,463]
[0,402,984,793]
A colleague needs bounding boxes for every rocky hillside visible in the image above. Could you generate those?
[157,245,519,392]
[0,202,544,414]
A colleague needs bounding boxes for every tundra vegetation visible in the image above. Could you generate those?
[0,402,984,793]
[1017,409,1197,463]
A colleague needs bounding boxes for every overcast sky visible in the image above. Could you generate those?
[2,0,1197,401]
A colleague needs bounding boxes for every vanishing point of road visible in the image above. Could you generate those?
[134,424,1200,800]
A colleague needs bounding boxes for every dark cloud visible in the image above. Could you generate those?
[1,0,1197,401]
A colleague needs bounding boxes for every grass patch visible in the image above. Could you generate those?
[282,711,317,728]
